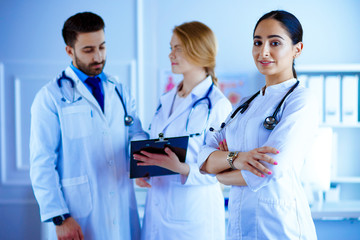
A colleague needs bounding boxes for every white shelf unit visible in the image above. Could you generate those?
[297,64,360,203]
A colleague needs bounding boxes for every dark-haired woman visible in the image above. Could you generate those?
[199,10,318,239]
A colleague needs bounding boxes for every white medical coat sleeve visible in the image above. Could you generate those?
[183,97,232,185]
[115,83,148,175]
[29,86,69,222]
[242,89,319,192]
[123,84,149,142]
[197,100,232,175]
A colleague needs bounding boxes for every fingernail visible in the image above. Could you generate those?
[276,150,280,153]
[261,174,265,178]
[274,161,278,165]
[224,139,227,143]
[268,171,272,175]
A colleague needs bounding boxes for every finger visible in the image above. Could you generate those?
[73,230,81,240]
[133,154,149,163]
[140,151,166,160]
[80,230,85,240]
[250,160,272,175]
[244,164,265,178]
[133,154,146,160]
[141,180,151,188]
[223,139,229,151]
[164,147,177,159]
[136,178,151,188]
[136,178,144,187]
[137,161,157,166]
[254,153,278,165]
[219,141,225,151]
[257,146,279,154]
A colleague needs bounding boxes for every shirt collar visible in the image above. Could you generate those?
[70,62,106,83]
[188,75,213,98]
[261,78,297,96]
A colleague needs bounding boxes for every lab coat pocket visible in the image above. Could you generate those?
[62,105,93,139]
[257,198,299,238]
[167,183,201,222]
[61,175,93,218]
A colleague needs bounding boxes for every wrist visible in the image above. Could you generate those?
[52,214,71,226]
[179,162,190,176]
[226,151,239,170]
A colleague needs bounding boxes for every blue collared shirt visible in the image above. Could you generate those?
[70,63,105,95]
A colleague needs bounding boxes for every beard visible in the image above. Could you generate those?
[74,53,106,76]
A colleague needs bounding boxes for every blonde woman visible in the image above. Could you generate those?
[134,21,232,240]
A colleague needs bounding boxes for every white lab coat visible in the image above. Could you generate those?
[199,79,318,240]
[30,66,148,240]
[141,77,232,240]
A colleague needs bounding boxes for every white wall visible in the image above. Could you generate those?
[0,1,138,239]
[1,0,360,239]
[140,0,360,127]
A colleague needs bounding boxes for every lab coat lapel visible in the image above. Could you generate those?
[157,86,191,133]
[168,77,213,130]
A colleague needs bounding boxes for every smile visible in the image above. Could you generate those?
[259,60,274,65]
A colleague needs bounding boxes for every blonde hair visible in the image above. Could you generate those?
[173,21,218,85]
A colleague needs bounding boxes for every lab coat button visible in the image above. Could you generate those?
[109,191,115,196]
[108,161,114,166]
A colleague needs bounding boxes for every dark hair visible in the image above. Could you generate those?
[253,10,303,78]
[62,12,105,47]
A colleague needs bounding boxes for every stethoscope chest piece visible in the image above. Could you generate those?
[124,115,134,126]
[263,116,278,130]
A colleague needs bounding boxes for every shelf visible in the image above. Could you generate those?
[320,123,360,128]
[297,64,360,73]
[311,201,360,220]
[331,177,360,184]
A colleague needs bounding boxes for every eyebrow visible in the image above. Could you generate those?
[82,41,106,50]
[253,35,285,40]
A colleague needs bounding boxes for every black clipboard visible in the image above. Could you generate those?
[130,134,189,179]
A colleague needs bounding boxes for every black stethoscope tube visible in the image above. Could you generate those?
[210,80,299,132]
[57,71,134,126]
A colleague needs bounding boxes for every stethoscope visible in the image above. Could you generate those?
[150,83,214,137]
[57,71,134,126]
[210,80,299,132]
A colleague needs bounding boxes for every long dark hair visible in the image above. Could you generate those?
[253,10,303,78]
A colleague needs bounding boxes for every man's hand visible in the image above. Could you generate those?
[56,217,84,240]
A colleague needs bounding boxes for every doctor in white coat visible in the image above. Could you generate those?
[199,10,318,239]
[134,21,232,240]
[30,12,147,240]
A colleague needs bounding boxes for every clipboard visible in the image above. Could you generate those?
[130,134,189,179]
